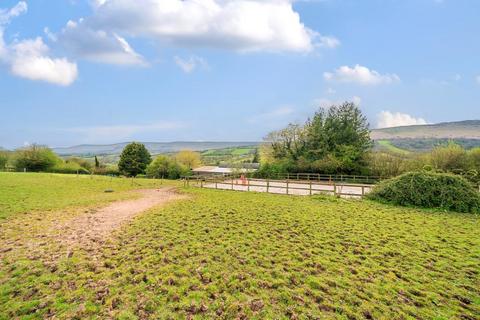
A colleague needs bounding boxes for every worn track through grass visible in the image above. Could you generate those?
[54,188,185,253]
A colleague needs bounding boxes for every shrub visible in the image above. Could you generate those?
[367,171,480,213]
[0,151,8,171]
[429,142,468,172]
[146,155,188,179]
[49,162,90,175]
[66,157,93,171]
[13,145,61,172]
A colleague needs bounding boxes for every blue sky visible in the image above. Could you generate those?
[0,0,479,148]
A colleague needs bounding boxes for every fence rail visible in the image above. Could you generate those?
[183,174,376,198]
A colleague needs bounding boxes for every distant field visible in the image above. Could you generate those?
[0,173,478,319]
[376,140,410,154]
[201,146,257,164]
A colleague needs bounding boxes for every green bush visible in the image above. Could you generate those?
[0,151,8,171]
[146,155,189,179]
[13,145,61,172]
[367,171,480,213]
[49,162,90,175]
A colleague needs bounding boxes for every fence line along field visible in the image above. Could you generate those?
[186,176,374,197]
[0,172,479,319]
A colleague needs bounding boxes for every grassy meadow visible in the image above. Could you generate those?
[0,173,479,319]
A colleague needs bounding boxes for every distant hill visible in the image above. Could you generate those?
[53,141,260,156]
[371,120,480,140]
[371,120,480,152]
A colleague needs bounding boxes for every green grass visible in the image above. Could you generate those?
[0,172,176,220]
[376,140,410,155]
[0,174,479,319]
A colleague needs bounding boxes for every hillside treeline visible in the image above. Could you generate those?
[258,102,480,184]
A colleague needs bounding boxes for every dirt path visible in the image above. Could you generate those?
[56,188,185,252]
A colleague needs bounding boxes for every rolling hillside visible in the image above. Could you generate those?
[371,120,480,140]
[53,141,260,156]
[372,120,480,152]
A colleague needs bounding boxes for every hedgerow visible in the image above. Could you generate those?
[367,171,480,213]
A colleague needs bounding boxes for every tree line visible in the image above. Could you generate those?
[257,102,480,185]
[0,142,202,179]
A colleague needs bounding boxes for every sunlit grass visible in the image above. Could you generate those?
[0,174,479,319]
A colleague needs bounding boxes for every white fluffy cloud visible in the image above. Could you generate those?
[57,19,145,65]
[377,111,428,128]
[324,64,400,86]
[64,0,324,54]
[0,2,78,86]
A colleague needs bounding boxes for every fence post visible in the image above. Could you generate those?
[201,179,203,188]
[333,182,337,197]
[361,186,365,197]
[247,178,250,192]
[286,179,289,195]
[309,180,312,196]
[267,179,270,193]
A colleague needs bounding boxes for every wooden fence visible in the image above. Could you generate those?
[183,175,376,198]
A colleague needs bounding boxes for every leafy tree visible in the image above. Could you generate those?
[94,156,100,168]
[252,148,260,163]
[146,155,187,179]
[66,157,93,171]
[175,150,201,170]
[429,142,468,172]
[13,144,60,172]
[0,152,8,171]
[262,101,372,174]
[118,142,152,177]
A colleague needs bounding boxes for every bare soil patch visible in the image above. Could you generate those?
[55,188,185,252]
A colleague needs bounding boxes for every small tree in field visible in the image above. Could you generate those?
[118,142,152,177]
[175,150,201,170]
[14,144,60,172]
[0,152,8,170]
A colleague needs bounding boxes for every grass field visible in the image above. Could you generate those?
[376,140,410,155]
[0,173,479,319]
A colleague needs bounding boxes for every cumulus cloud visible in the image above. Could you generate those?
[324,64,400,86]
[57,19,145,65]
[0,2,78,86]
[377,111,428,128]
[62,0,326,55]
[9,37,78,86]
[174,55,207,73]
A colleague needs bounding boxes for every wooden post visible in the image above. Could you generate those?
[200,179,203,188]
[309,180,312,196]
[361,186,365,197]
[333,182,337,197]
[267,179,270,193]
[286,179,289,195]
